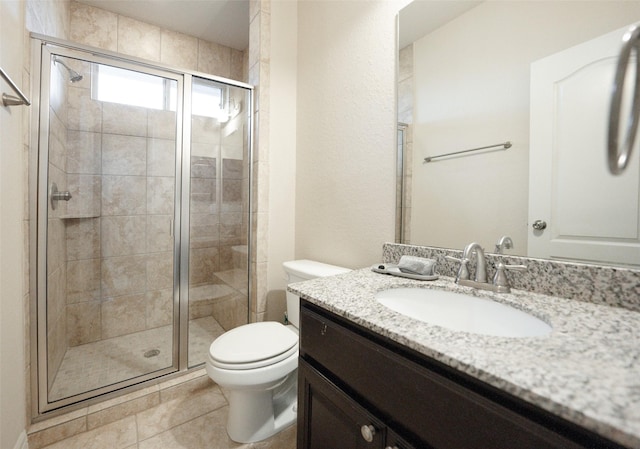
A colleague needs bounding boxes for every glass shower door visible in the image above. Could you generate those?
[41,51,182,405]
[187,76,251,367]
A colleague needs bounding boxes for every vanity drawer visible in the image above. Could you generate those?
[300,301,602,449]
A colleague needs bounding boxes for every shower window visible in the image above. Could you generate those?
[93,64,227,121]
[92,64,170,110]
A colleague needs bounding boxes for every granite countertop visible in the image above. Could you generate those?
[288,268,640,448]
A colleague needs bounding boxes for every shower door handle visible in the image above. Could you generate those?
[52,191,72,201]
[50,183,72,210]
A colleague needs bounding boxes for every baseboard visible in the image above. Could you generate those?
[13,430,28,449]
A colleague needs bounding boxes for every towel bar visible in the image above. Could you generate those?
[423,141,511,163]
[1,66,30,107]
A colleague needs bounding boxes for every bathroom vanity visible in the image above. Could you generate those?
[292,264,640,449]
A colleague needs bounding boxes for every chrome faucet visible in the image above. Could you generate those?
[494,235,513,254]
[462,242,487,283]
[448,241,527,293]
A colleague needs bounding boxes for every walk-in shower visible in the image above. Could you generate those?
[30,35,253,414]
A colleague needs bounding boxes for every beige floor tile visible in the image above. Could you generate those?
[88,392,160,430]
[249,424,296,449]
[136,384,227,440]
[138,408,248,449]
[41,416,137,449]
[28,416,87,449]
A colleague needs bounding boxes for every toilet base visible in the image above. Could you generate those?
[226,370,297,443]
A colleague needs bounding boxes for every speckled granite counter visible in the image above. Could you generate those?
[288,268,640,448]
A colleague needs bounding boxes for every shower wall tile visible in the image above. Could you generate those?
[146,252,173,291]
[49,66,67,118]
[191,116,221,145]
[147,110,176,140]
[101,216,147,257]
[117,16,161,62]
[160,29,198,71]
[222,178,243,203]
[66,218,101,261]
[101,293,147,339]
[222,158,243,179]
[146,215,173,253]
[66,258,101,303]
[67,130,102,175]
[48,267,66,324]
[47,312,66,390]
[67,301,101,346]
[147,138,175,177]
[212,292,248,331]
[190,177,215,197]
[70,2,118,52]
[197,40,231,78]
[230,49,245,83]
[146,177,175,215]
[47,220,67,278]
[190,213,219,242]
[102,175,146,216]
[146,289,173,328]
[191,142,218,160]
[49,109,67,172]
[220,221,242,247]
[67,86,102,132]
[66,174,101,217]
[102,103,148,137]
[102,134,147,176]
[189,247,219,286]
[191,156,216,179]
[101,255,147,298]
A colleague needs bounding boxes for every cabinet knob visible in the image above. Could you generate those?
[360,424,376,442]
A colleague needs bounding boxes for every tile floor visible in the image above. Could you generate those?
[30,371,297,449]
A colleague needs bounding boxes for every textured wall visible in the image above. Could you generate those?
[1,1,27,445]
[295,0,398,269]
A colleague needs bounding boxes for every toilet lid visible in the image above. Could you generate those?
[209,322,298,368]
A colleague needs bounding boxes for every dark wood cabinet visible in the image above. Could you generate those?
[297,300,627,449]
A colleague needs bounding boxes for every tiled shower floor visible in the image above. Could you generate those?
[49,316,225,401]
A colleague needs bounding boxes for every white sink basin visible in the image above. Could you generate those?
[375,288,552,338]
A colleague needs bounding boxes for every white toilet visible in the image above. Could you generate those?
[206,259,351,443]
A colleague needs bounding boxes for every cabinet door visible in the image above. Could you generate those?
[298,359,386,449]
[386,429,418,449]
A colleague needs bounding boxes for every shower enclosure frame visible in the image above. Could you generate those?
[29,34,254,418]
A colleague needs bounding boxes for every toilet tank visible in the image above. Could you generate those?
[283,259,351,328]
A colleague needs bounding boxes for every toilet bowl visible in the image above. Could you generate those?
[206,259,350,443]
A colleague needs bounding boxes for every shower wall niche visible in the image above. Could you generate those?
[33,37,253,414]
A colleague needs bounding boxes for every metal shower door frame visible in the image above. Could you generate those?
[29,34,254,418]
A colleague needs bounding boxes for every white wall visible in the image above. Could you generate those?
[0,1,27,447]
[295,0,399,269]
[266,0,298,314]
[410,1,640,252]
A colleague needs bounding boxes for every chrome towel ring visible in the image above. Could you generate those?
[608,25,640,175]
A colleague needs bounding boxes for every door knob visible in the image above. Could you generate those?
[360,424,376,443]
[532,220,547,231]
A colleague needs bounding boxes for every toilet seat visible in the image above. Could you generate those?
[209,322,299,370]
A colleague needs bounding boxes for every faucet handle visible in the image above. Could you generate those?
[492,262,527,293]
[446,256,470,281]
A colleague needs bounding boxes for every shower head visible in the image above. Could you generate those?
[53,56,83,83]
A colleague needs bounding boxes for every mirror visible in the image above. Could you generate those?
[398,0,640,267]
